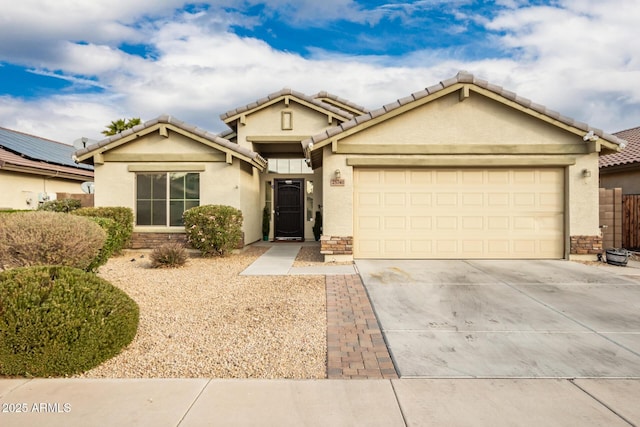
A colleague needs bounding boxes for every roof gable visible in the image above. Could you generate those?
[73,115,267,171]
[600,126,640,168]
[312,91,369,116]
[220,88,355,127]
[303,71,626,160]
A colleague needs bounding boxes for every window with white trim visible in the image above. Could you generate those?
[136,172,200,226]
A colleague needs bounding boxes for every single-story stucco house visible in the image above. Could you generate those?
[0,127,94,210]
[73,71,626,260]
[600,126,640,194]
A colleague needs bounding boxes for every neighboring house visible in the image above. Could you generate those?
[599,126,640,194]
[74,71,624,260]
[0,127,94,210]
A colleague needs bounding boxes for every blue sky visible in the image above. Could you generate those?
[0,0,638,143]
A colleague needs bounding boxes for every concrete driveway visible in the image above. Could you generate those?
[356,259,640,378]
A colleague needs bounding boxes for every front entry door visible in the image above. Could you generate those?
[274,179,304,240]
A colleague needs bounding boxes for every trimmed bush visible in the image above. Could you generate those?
[0,266,139,377]
[183,205,243,256]
[85,217,119,273]
[73,207,134,253]
[38,198,82,213]
[0,211,106,271]
[150,243,188,268]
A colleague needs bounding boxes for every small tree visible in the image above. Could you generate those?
[102,117,142,136]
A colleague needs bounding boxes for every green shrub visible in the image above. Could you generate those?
[150,243,188,268]
[73,207,134,253]
[0,211,106,271]
[38,198,82,213]
[0,266,139,377]
[183,205,243,256]
[85,217,119,273]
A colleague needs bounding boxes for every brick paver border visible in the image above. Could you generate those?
[326,275,398,379]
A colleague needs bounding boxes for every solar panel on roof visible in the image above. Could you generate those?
[0,127,93,171]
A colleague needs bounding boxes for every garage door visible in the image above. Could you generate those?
[354,168,564,259]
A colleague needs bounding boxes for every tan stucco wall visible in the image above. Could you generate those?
[342,91,578,147]
[567,153,601,236]
[240,162,261,244]
[93,163,133,208]
[320,91,602,258]
[108,131,202,154]
[0,170,85,210]
[321,147,353,237]
[600,169,640,194]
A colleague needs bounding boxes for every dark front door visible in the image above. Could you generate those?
[274,179,304,240]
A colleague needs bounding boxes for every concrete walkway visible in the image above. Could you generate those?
[240,242,356,276]
[1,378,639,426]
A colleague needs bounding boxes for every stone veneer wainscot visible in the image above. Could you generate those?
[320,235,353,255]
[570,235,603,255]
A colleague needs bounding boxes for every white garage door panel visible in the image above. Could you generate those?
[354,168,564,259]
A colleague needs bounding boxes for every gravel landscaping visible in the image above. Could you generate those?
[78,245,327,379]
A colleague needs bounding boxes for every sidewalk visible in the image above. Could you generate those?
[1,378,638,426]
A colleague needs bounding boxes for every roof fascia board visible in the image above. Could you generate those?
[103,153,226,162]
[316,98,365,116]
[599,162,640,173]
[128,164,206,172]
[346,155,577,167]
[247,135,310,142]
[337,143,594,155]
[223,95,349,125]
[76,123,266,171]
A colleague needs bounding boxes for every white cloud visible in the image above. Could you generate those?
[0,0,639,145]
[481,0,640,131]
[0,95,125,143]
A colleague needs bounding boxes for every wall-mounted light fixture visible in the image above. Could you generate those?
[582,169,592,178]
[334,169,341,180]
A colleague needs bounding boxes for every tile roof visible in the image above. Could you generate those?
[0,126,93,171]
[599,126,640,168]
[73,115,266,168]
[302,71,627,150]
[219,88,355,122]
[312,91,369,115]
